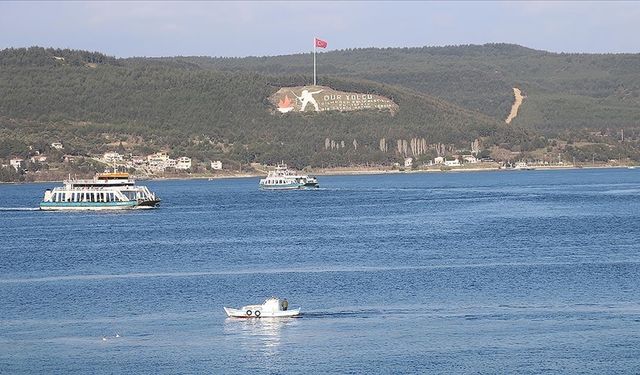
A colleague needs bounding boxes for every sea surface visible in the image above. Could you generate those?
[1,168,640,374]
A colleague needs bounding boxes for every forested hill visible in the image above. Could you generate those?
[0,45,639,175]
[149,43,640,132]
[0,46,524,169]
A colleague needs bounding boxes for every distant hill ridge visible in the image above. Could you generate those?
[0,44,639,169]
[153,43,640,131]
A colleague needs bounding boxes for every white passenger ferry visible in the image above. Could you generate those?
[40,172,160,211]
[259,164,319,190]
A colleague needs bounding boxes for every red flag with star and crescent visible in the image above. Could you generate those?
[315,38,327,48]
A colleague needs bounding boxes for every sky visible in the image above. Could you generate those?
[1,1,640,58]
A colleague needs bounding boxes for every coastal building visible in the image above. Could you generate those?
[404,157,413,168]
[444,159,461,167]
[10,158,24,171]
[147,152,170,172]
[434,156,444,164]
[51,142,64,150]
[175,157,192,170]
[131,156,146,165]
[211,160,223,170]
[30,155,48,163]
[147,152,168,163]
[463,155,478,164]
[103,152,123,163]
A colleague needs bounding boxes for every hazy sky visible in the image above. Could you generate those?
[1,1,639,57]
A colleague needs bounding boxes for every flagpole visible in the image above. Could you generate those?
[313,37,317,86]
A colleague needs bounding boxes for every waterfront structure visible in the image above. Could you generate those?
[404,157,413,168]
[103,152,123,164]
[147,152,171,172]
[175,157,192,170]
[513,161,535,170]
[9,158,24,171]
[211,160,223,170]
[463,155,478,164]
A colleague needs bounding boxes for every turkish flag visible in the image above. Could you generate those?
[315,38,328,48]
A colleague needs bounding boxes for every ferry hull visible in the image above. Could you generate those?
[39,201,137,211]
[136,199,161,208]
[260,183,319,190]
[223,307,301,318]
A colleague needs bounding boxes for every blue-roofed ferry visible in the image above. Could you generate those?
[40,171,160,211]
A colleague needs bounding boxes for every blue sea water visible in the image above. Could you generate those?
[1,168,640,374]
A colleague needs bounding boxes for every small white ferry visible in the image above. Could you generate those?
[259,164,319,190]
[40,172,160,211]
[224,297,300,318]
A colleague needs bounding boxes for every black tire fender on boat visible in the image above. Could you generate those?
[255,310,261,317]
[246,310,252,316]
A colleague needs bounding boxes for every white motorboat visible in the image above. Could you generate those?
[224,297,301,318]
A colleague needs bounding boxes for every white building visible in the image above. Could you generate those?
[51,142,64,150]
[404,157,413,168]
[175,157,192,170]
[444,159,461,167]
[147,152,170,172]
[147,152,169,162]
[10,158,24,171]
[103,152,123,163]
[30,155,47,163]
[463,155,478,164]
[131,156,146,165]
[434,156,444,164]
[211,160,223,170]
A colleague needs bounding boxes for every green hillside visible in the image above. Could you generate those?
[160,43,640,131]
[0,44,639,182]
[0,47,517,170]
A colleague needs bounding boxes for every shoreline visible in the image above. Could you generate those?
[2,164,634,184]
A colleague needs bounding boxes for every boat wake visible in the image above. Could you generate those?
[0,207,39,211]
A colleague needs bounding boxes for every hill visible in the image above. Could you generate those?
[0,45,639,181]
[154,43,640,133]
[0,47,523,169]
